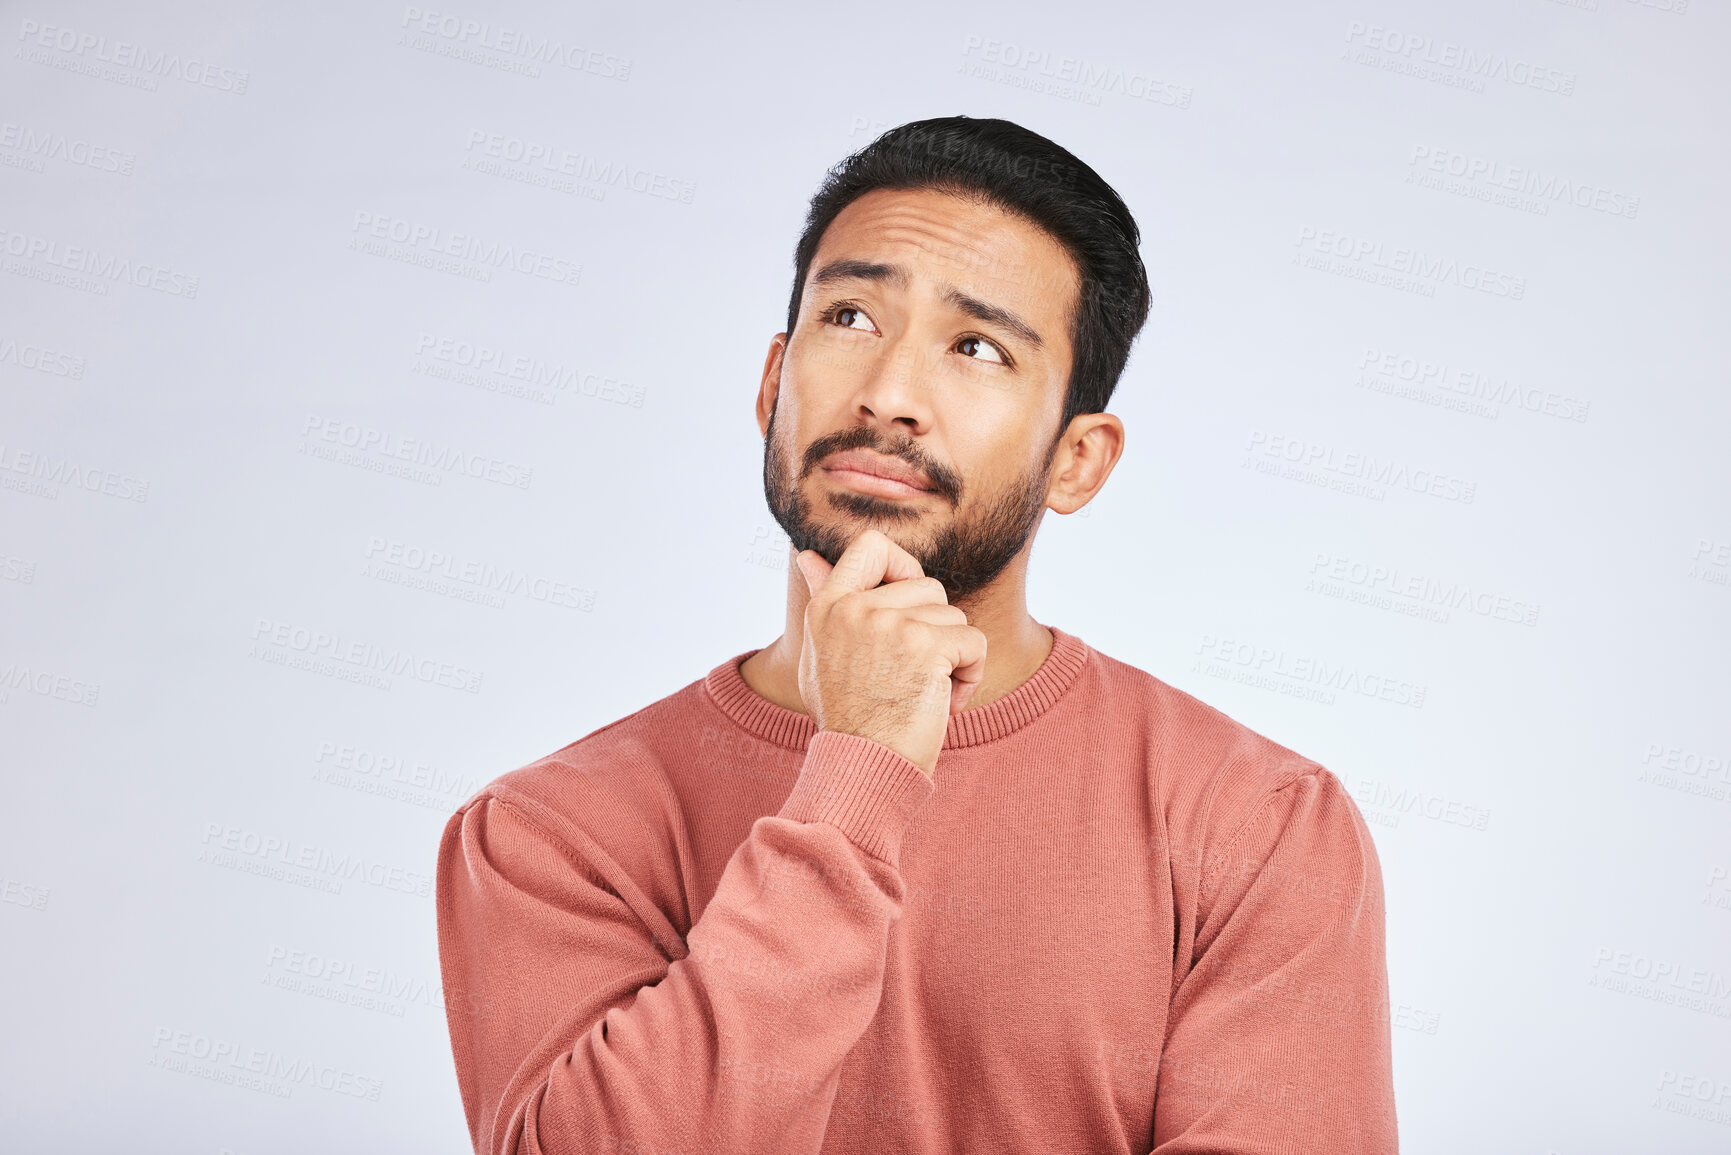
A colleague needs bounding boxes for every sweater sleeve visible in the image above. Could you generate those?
[1153,768,1399,1154]
[436,729,934,1155]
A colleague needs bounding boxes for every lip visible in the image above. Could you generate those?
[820,449,934,499]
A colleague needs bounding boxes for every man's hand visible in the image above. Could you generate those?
[794,529,988,778]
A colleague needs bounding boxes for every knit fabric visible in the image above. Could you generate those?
[436,625,1398,1153]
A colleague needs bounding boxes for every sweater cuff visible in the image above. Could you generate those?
[777,730,935,866]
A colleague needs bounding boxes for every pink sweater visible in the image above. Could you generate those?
[436,626,1398,1153]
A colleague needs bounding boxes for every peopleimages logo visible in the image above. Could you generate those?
[398,7,631,80]
[1294,226,1525,300]
[1244,430,1477,504]
[148,1026,382,1101]
[199,821,434,898]
[0,226,199,298]
[349,211,581,287]
[1406,145,1639,219]
[15,19,250,94]
[1342,20,1576,95]
[248,617,484,694]
[0,442,149,502]
[300,415,533,490]
[463,130,696,204]
[0,121,134,175]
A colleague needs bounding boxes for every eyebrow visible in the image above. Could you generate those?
[940,285,1044,350]
[810,259,909,290]
[809,259,1045,351]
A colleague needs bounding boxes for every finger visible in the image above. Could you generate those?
[852,576,952,610]
[893,602,968,628]
[795,550,834,597]
[825,529,925,597]
[940,626,989,714]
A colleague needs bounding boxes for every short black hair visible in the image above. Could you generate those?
[785,116,1150,434]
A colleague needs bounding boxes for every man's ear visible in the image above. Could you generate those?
[756,333,788,438]
[1045,412,1125,514]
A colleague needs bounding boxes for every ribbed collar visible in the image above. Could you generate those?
[703,625,1090,751]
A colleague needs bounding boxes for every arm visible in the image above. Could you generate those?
[436,730,934,1155]
[1153,768,1399,1153]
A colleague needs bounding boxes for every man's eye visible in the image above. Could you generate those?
[956,336,1006,365]
[828,306,876,332]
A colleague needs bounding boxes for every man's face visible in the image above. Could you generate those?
[760,186,1079,604]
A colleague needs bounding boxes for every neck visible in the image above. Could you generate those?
[739,544,1054,717]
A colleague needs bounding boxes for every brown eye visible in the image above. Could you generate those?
[827,305,875,332]
[957,336,1006,364]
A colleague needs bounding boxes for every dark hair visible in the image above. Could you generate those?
[785,116,1150,433]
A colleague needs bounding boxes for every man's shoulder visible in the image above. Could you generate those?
[450,671,714,864]
[1082,638,1331,821]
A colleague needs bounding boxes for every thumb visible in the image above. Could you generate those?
[795,549,833,596]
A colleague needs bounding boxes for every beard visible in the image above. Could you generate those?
[762,402,1059,605]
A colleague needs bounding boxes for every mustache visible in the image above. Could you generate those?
[799,426,962,504]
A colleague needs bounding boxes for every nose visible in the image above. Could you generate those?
[849,337,932,435]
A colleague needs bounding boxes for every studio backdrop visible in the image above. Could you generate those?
[2,1,1727,1152]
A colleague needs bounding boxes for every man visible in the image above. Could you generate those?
[436,116,1399,1154]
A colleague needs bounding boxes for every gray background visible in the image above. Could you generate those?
[2,0,1728,1151]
